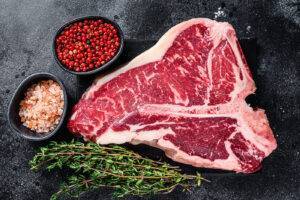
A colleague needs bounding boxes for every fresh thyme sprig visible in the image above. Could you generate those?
[30,140,207,199]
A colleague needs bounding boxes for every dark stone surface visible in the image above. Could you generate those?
[0,0,299,200]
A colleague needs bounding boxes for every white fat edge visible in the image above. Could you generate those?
[84,18,218,99]
[157,139,242,172]
[234,109,274,155]
[83,83,99,99]
[96,128,136,144]
[97,123,175,145]
[133,127,175,144]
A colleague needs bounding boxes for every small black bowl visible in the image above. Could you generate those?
[53,16,124,76]
[7,73,68,141]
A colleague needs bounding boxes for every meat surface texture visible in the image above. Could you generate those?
[68,18,277,173]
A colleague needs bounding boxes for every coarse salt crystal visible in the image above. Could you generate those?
[214,7,227,19]
[19,79,64,133]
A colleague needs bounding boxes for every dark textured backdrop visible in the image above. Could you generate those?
[0,0,299,200]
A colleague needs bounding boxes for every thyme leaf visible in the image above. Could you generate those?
[30,140,208,199]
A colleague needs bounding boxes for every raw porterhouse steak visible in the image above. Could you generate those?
[68,18,277,173]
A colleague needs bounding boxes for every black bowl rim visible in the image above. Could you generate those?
[52,15,124,76]
[7,72,68,141]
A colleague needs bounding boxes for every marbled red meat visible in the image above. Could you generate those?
[68,18,277,173]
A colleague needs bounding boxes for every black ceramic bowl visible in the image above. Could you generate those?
[53,16,124,76]
[7,73,68,141]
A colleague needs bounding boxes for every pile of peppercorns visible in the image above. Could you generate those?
[55,19,120,72]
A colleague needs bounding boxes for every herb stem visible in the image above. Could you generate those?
[30,140,207,199]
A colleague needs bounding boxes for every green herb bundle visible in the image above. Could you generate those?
[30,140,207,199]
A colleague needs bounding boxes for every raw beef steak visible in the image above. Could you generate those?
[68,18,277,173]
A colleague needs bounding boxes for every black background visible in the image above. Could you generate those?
[0,1,299,200]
